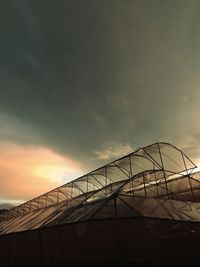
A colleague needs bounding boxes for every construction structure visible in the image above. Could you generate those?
[1,142,200,266]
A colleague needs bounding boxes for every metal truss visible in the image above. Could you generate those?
[0,142,197,223]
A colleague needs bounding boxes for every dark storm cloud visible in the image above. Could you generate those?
[1,0,200,168]
[0,0,116,161]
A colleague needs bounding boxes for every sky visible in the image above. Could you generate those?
[1,0,200,208]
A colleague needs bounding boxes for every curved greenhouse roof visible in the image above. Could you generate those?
[1,142,200,235]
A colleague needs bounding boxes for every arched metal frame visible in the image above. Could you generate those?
[0,142,197,222]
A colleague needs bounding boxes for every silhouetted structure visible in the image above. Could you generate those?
[1,142,200,266]
[0,209,8,215]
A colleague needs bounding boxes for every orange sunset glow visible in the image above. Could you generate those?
[0,142,83,204]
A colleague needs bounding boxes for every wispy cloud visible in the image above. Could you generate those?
[90,110,107,128]
[94,143,133,160]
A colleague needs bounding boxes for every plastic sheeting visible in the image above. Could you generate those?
[0,142,199,235]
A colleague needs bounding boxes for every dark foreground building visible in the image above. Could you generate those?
[1,142,200,266]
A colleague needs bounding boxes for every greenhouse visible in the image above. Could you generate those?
[1,142,200,266]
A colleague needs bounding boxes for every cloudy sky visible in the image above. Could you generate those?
[1,0,200,207]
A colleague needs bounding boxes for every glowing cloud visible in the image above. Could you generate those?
[0,142,83,204]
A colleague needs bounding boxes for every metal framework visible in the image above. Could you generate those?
[0,142,200,235]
